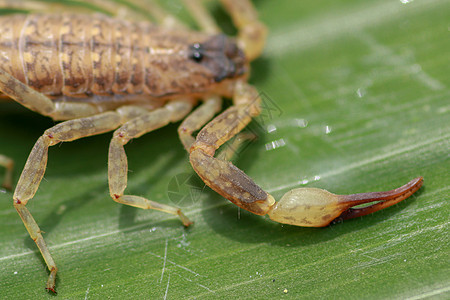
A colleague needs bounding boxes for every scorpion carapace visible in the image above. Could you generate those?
[188,34,247,83]
[0,13,247,105]
[0,0,422,294]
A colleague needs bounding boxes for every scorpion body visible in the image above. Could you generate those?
[0,13,246,116]
[0,0,422,293]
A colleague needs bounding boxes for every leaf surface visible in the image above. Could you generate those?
[0,0,448,298]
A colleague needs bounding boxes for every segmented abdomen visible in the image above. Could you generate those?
[0,14,171,98]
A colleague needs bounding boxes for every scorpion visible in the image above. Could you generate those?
[0,0,423,293]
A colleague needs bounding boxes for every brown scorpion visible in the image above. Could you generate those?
[0,0,423,293]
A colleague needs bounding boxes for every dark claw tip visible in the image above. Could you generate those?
[338,176,424,221]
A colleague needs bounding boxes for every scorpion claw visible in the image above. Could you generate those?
[267,177,423,227]
[335,176,423,222]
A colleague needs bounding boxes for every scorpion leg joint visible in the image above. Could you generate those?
[108,102,193,227]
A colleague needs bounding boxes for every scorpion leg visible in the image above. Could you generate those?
[216,131,257,162]
[178,95,255,161]
[144,0,187,29]
[14,111,125,293]
[182,0,266,59]
[0,0,52,12]
[0,68,55,117]
[0,154,14,190]
[189,81,423,227]
[178,96,222,151]
[0,68,101,120]
[109,100,194,226]
[183,0,221,33]
[189,82,276,215]
[0,0,149,19]
[220,0,267,61]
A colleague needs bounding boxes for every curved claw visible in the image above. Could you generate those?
[267,177,423,227]
[335,177,423,222]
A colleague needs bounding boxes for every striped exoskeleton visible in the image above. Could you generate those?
[0,0,423,293]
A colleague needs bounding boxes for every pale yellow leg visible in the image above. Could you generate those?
[182,0,267,60]
[216,131,257,161]
[50,102,102,120]
[220,0,267,61]
[13,112,124,293]
[178,96,222,151]
[0,154,14,189]
[0,0,145,20]
[109,100,194,226]
[189,81,274,215]
[0,68,101,120]
[0,0,51,11]
[144,0,187,29]
[0,68,55,117]
[182,0,221,33]
[88,0,156,21]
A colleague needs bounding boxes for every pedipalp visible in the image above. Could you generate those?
[267,177,424,227]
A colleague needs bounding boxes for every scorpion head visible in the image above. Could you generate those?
[187,34,248,84]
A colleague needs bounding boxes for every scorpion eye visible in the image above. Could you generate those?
[189,43,204,63]
[192,51,203,62]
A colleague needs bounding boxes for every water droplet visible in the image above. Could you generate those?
[356,88,366,98]
[267,124,277,134]
[400,0,414,4]
[293,118,308,128]
[265,138,286,151]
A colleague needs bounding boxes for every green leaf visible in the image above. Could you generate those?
[0,0,448,298]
